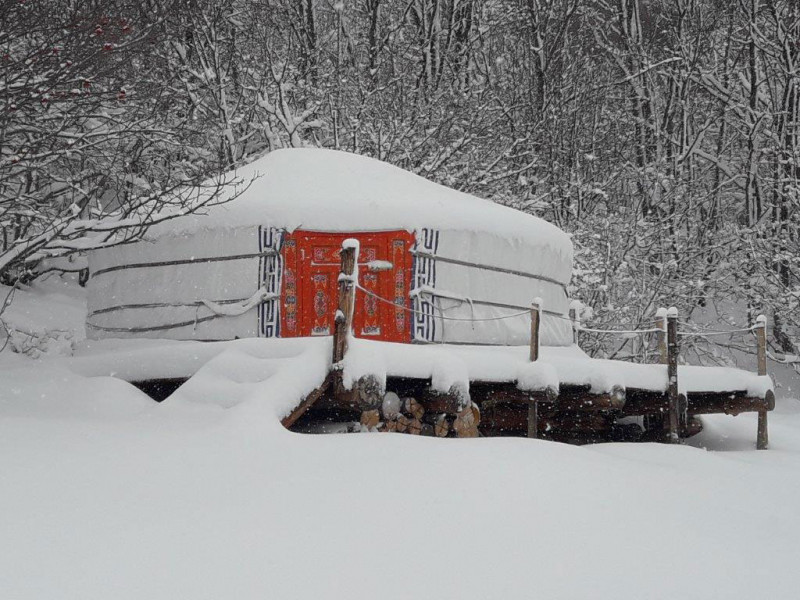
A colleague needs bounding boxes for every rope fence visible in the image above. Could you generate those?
[576,325,664,335]
[677,327,758,338]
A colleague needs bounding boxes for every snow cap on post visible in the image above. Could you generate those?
[756,314,767,328]
[339,238,360,285]
[666,306,678,318]
[655,307,668,330]
[342,238,360,251]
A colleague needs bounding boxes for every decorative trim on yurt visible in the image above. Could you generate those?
[411,228,440,343]
[257,226,284,338]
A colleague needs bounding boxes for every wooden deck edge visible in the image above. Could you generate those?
[687,389,775,416]
[281,372,334,429]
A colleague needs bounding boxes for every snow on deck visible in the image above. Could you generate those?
[65,337,773,416]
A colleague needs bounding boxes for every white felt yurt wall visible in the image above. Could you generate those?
[410,228,571,346]
[86,149,575,346]
[87,226,266,340]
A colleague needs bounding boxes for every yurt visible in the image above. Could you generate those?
[86,149,574,346]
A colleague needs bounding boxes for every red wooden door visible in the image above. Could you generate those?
[281,230,414,343]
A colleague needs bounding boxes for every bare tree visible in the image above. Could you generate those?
[0,0,233,285]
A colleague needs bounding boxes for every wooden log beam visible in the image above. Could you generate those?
[622,389,669,415]
[281,372,334,429]
[687,392,773,416]
[418,392,461,415]
[384,377,467,415]
[626,388,771,411]
[470,381,557,406]
[481,402,615,436]
[555,385,626,411]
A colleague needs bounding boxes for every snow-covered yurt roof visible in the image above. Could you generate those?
[150,148,572,261]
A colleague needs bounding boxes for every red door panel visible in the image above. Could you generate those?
[281,230,413,343]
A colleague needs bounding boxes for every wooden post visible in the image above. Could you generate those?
[528,394,539,439]
[569,300,581,346]
[529,298,541,362]
[756,314,767,377]
[528,298,542,438]
[666,307,680,443]
[755,314,769,450]
[332,240,358,366]
[655,307,668,365]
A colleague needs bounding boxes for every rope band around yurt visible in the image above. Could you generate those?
[90,249,279,279]
[410,250,569,292]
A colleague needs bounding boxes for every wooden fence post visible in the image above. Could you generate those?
[528,298,542,439]
[755,314,769,450]
[527,396,539,439]
[656,307,668,365]
[666,307,680,443]
[529,298,541,362]
[756,315,767,377]
[332,240,358,366]
[569,300,581,346]
[642,307,668,434]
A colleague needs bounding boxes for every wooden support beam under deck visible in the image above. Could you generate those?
[282,372,334,429]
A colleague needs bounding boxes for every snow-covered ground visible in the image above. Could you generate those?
[2,278,800,599]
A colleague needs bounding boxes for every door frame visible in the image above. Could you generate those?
[280,229,414,343]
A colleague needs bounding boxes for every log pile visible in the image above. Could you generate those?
[433,413,450,438]
[359,409,381,431]
[453,405,481,438]
[359,392,481,438]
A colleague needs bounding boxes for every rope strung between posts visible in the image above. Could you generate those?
[570,317,763,338]
[354,283,531,322]
[550,310,665,328]
[677,324,761,337]
[576,325,664,335]
[767,350,800,365]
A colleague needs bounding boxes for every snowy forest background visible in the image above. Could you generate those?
[1,0,799,363]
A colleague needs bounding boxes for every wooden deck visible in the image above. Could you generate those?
[292,242,775,447]
[287,369,774,447]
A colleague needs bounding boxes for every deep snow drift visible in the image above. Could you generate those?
[1,278,800,599]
